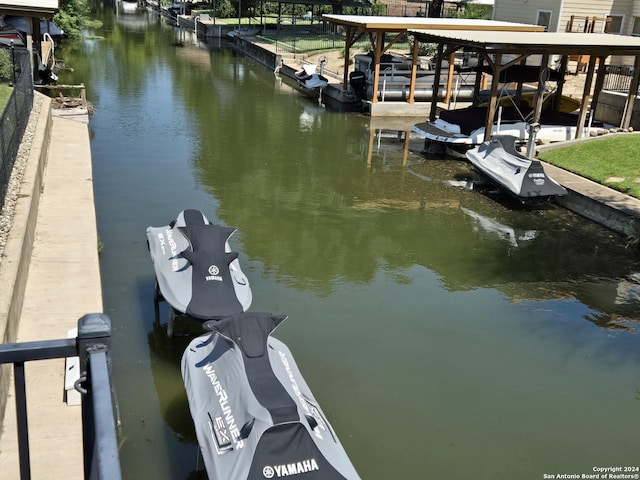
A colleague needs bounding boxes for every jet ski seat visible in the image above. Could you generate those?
[146,209,252,336]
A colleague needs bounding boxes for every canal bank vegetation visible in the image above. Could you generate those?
[0,85,11,110]
[54,0,102,39]
[537,134,640,199]
[0,49,13,110]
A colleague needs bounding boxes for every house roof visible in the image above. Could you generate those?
[0,1,58,17]
[408,29,640,56]
[322,15,543,32]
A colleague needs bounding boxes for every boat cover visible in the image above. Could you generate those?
[295,66,329,90]
[182,312,361,480]
[458,64,563,83]
[439,106,532,136]
[466,135,567,200]
[146,209,252,320]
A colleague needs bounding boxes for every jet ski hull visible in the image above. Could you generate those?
[146,209,252,334]
[466,135,567,202]
[181,312,361,480]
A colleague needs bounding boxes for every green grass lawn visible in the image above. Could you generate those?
[0,83,12,111]
[537,133,640,199]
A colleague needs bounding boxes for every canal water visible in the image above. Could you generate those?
[57,6,640,479]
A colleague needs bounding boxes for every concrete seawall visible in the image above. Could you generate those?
[0,92,102,480]
[0,95,52,430]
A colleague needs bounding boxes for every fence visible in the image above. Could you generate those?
[0,313,122,480]
[0,46,33,213]
[260,20,362,54]
[257,3,376,55]
[602,64,638,94]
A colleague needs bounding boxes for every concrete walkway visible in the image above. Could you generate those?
[0,96,102,479]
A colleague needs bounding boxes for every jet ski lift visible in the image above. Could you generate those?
[181,312,361,479]
[146,209,252,336]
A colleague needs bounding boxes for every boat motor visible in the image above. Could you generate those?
[349,71,367,100]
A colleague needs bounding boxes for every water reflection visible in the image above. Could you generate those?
[147,318,199,444]
[460,206,538,247]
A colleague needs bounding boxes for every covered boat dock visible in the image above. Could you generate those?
[322,15,640,126]
[321,15,545,116]
[408,28,640,140]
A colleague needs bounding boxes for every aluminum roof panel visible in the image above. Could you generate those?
[0,1,58,16]
[408,29,640,55]
[322,15,543,32]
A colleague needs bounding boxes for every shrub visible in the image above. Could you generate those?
[0,48,14,82]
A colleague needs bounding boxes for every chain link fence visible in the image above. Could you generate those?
[1,46,33,212]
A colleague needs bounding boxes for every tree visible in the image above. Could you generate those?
[428,0,444,18]
[54,0,90,39]
[454,3,492,20]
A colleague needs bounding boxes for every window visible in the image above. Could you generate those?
[606,15,624,34]
[536,10,553,32]
[632,17,640,36]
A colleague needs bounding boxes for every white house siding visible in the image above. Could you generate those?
[558,0,636,33]
[493,0,560,29]
[495,0,638,33]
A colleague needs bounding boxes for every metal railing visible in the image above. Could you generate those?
[602,64,638,93]
[0,313,122,480]
[0,45,34,212]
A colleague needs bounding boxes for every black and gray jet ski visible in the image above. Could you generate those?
[465,135,567,203]
[146,209,252,335]
[181,312,361,480]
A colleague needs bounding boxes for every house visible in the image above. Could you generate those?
[492,0,639,35]
[492,0,640,65]
[384,0,494,18]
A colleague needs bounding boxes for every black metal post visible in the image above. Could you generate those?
[87,350,122,480]
[76,313,120,480]
[0,313,121,480]
[11,40,16,85]
[14,362,31,480]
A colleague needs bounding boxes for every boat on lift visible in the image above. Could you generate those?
[352,52,476,102]
[295,64,329,92]
[0,24,23,46]
[412,63,607,158]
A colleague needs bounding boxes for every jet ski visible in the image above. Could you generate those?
[295,64,329,91]
[146,209,252,336]
[181,312,361,480]
[465,135,567,203]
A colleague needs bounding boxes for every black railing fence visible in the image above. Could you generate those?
[258,8,374,55]
[0,45,33,213]
[0,313,122,480]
